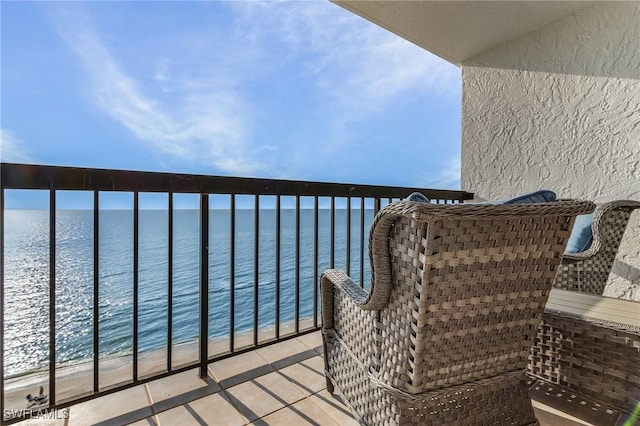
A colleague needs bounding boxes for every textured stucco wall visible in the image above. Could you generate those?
[461,2,640,300]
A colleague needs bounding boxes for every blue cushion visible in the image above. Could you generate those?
[407,192,430,203]
[502,190,556,204]
[565,212,595,253]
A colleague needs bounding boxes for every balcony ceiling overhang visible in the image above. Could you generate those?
[333,1,594,65]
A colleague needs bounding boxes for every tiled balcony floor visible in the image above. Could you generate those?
[19,331,594,426]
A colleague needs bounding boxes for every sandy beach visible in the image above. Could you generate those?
[4,319,314,413]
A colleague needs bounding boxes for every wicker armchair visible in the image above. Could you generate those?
[321,199,594,425]
[554,200,640,295]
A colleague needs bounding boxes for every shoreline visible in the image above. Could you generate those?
[3,318,315,411]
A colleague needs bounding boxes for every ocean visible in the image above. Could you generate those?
[3,209,374,377]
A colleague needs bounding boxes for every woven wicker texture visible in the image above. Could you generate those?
[322,199,594,425]
[555,200,640,295]
[527,311,640,414]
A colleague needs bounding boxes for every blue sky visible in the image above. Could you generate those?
[1,1,461,205]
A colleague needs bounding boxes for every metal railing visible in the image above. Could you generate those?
[0,162,473,423]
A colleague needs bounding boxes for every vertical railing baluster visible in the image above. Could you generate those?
[275,195,281,339]
[253,196,259,346]
[133,192,139,382]
[93,191,100,392]
[0,188,5,413]
[295,196,300,333]
[229,194,235,353]
[330,197,335,269]
[199,194,209,378]
[346,197,351,276]
[49,189,56,405]
[360,197,365,288]
[313,197,319,328]
[167,193,173,372]
[374,198,381,215]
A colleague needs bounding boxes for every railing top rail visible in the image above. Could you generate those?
[1,163,474,201]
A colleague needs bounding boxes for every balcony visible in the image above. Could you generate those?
[1,163,470,424]
[1,163,635,425]
[3,330,601,426]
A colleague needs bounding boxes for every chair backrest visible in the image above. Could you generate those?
[366,200,594,395]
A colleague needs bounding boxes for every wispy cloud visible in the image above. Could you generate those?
[235,2,458,112]
[0,129,33,163]
[232,2,460,178]
[426,156,461,189]
[52,5,258,175]
[48,2,459,181]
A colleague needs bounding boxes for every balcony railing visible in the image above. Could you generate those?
[0,162,473,423]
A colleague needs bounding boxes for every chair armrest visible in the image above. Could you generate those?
[321,269,371,329]
[321,269,377,366]
[563,199,640,262]
[322,269,370,303]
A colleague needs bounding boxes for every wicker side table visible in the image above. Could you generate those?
[528,290,640,419]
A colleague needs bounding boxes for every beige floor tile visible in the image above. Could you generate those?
[255,339,313,368]
[155,405,203,426]
[277,356,326,395]
[209,351,273,388]
[534,407,589,426]
[187,392,248,426]
[255,371,307,404]
[68,385,152,426]
[146,368,220,410]
[253,398,340,426]
[16,418,66,426]
[531,400,594,425]
[21,335,605,426]
[225,372,306,422]
[127,419,157,426]
[300,355,325,372]
[295,331,323,353]
[309,390,359,425]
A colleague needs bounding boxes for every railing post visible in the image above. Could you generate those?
[167,193,174,372]
[330,197,335,269]
[49,189,56,406]
[360,197,365,288]
[199,194,209,379]
[93,191,100,393]
[253,195,259,346]
[346,197,351,276]
[275,195,281,339]
[313,197,319,328]
[229,194,235,353]
[133,192,139,382]
[0,188,5,419]
[295,196,300,333]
